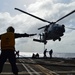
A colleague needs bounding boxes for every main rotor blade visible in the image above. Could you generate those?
[55,10,75,23]
[38,25,49,30]
[15,8,50,23]
[38,26,47,30]
[66,27,75,30]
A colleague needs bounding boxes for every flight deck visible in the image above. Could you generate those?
[0,58,75,75]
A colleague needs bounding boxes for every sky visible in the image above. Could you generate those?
[0,0,75,54]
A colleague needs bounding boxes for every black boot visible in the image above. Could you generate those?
[14,73,18,75]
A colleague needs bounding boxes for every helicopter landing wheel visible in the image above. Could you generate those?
[44,41,47,45]
[58,38,61,41]
[53,39,56,41]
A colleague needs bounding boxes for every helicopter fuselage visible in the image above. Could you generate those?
[44,24,65,41]
[33,24,65,44]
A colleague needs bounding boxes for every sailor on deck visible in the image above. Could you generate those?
[0,26,35,75]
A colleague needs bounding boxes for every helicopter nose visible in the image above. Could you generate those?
[56,25,65,36]
[62,24,65,32]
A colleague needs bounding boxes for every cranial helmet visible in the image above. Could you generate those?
[7,26,15,32]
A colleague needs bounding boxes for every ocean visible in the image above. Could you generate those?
[19,52,75,58]
[1,51,75,58]
[53,53,75,58]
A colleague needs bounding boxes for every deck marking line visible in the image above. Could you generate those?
[22,63,33,75]
[26,64,40,75]
[36,64,58,75]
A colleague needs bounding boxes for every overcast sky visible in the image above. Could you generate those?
[0,0,75,54]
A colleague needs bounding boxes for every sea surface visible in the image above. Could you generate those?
[0,51,75,58]
[19,52,75,58]
[53,53,75,58]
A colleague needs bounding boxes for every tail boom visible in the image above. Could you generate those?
[33,39,47,44]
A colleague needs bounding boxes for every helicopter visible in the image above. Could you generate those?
[15,8,75,44]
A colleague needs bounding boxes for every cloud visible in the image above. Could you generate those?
[0,0,75,53]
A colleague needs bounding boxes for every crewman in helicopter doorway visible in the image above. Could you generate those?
[0,26,35,75]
